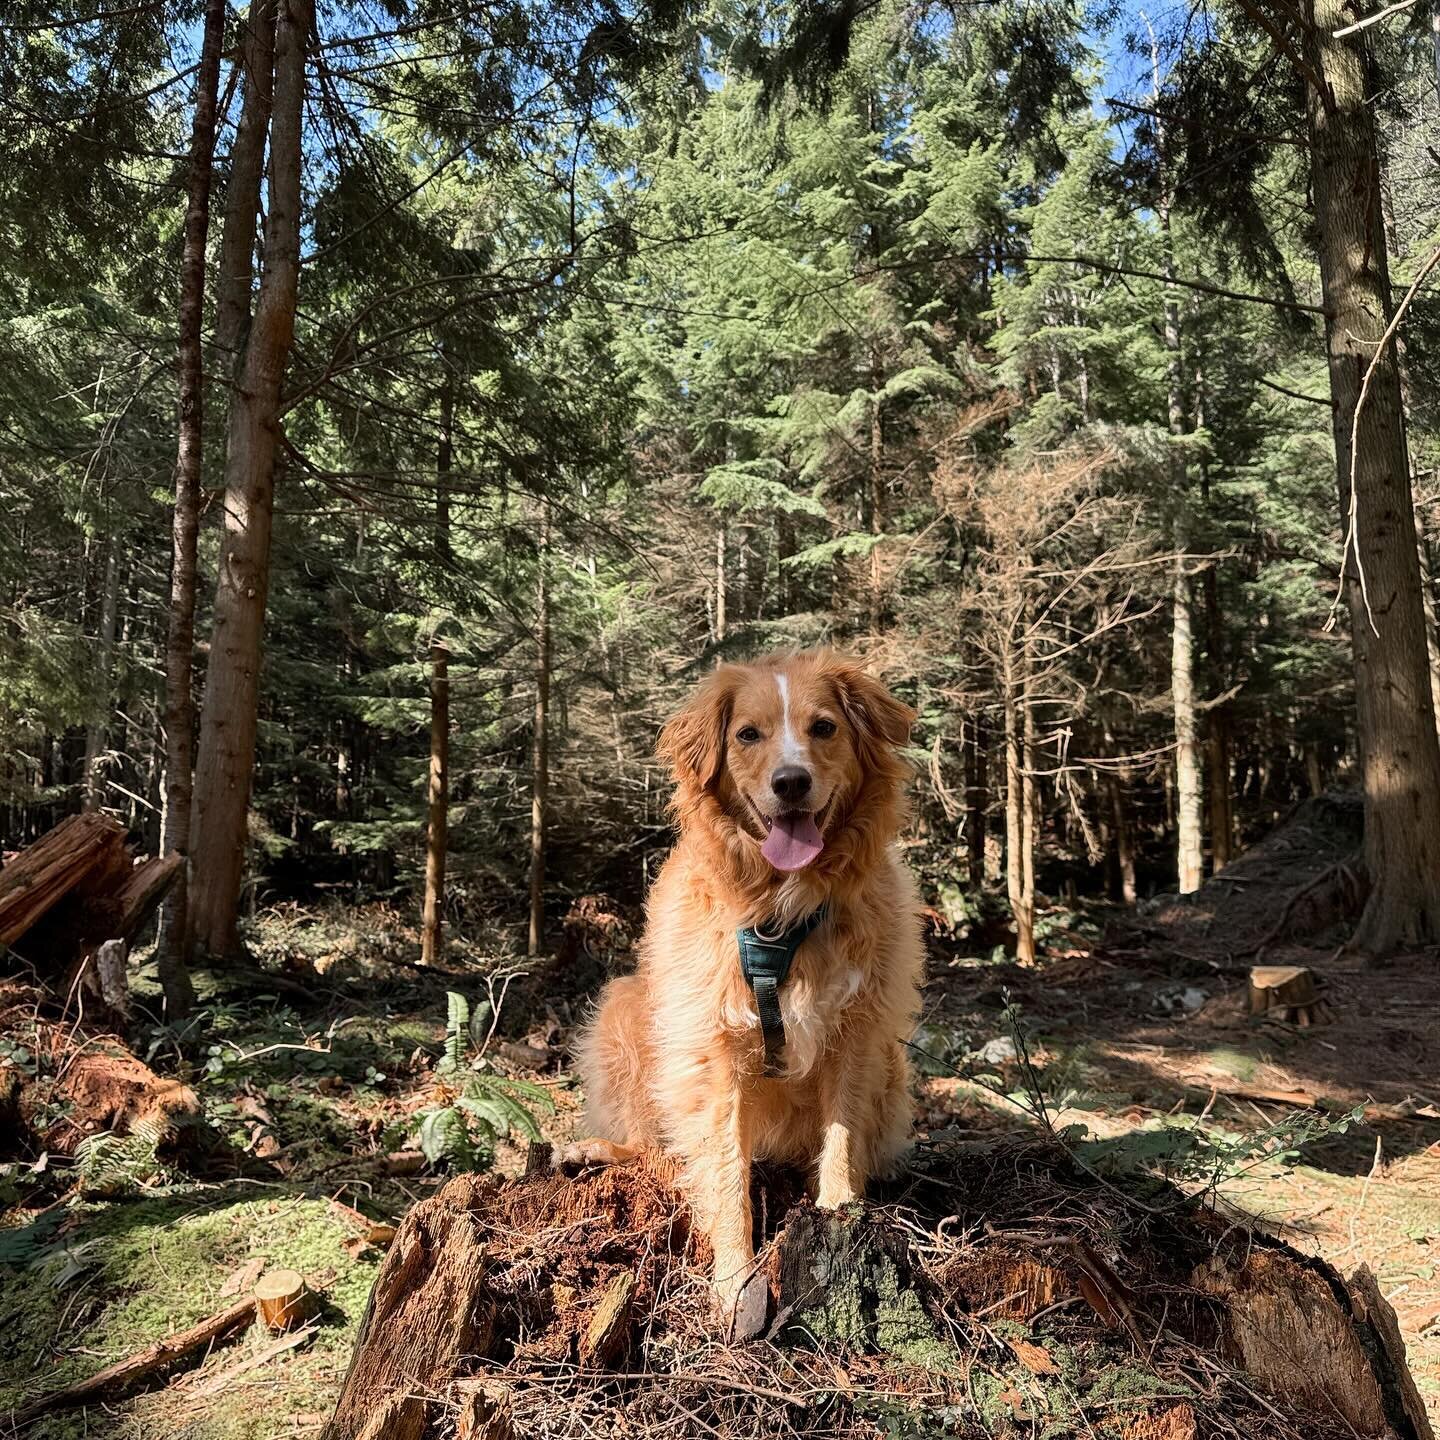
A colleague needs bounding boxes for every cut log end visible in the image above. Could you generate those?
[255,1269,315,1332]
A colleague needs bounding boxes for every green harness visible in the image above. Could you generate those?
[736,904,829,1076]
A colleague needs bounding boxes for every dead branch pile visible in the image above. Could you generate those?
[325,1140,1434,1440]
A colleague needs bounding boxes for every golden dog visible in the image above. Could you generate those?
[572,650,924,1332]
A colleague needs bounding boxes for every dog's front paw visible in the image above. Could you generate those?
[713,1266,769,1342]
[552,1136,637,1172]
[815,1184,862,1211]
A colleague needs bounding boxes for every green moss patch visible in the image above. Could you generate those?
[1,1187,382,1438]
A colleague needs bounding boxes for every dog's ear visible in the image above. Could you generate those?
[833,664,914,752]
[657,669,738,789]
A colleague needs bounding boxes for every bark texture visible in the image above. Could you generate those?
[1149,36,1204,897]
[1004,650,1035,964]
[81,543,122,811]
[325,1156,1435,1440]
[188,0,310,960]
[1303,0,1440,951]
[421,383,453,967]
[211,1,275,377]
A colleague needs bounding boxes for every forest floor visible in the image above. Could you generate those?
[2,793,1438,1438]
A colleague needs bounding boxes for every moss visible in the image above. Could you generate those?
[0,1187,382,1438]
[870,1257,958,1373]
[1203,1047,1260,1083]
[785,1209,958,1374]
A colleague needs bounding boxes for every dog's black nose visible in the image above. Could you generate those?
[771,765,812,803]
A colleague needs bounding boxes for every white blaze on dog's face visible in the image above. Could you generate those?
[724,664,849,871]
[658,652,914,874]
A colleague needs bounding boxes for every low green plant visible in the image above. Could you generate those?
[931,994,1366,1205]
[408,992,554,1169]
[73,1129,173,1197]
[0,1037,37,1076]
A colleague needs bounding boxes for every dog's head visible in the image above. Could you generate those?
[658,651,913,873]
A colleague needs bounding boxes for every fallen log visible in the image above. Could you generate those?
[0,813,129,947]
[324,1142,1435,1440]
[1,815,183,1027]
[10,1293,257,1423]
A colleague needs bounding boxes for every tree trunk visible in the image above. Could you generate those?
[1021,687,1037,954]
[212,1,275,378]
[188,0,309,962]
[964,714,987,889]
[1148,25,1204,896]
[81,543,121,811]
[1004,650,1035,964]
[713,522,727,650]
[422,384,454,967]
[421,643,450,967]
[528,498,551,959]
[1303,0,1440,951]
[1208,713,1235,871]
[1106,769,1137,906]
[869,391,884,632]
[156,0,226,1014]
[1415,506,1440,734]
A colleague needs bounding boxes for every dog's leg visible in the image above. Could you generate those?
[815,1051,875,1209]
[678,1093,766,1338]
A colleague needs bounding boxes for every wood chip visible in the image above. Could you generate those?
[220,1256,267,1297]
[1010,1337,1060,1375]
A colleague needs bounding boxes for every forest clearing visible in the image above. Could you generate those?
[3,0,1440,1432]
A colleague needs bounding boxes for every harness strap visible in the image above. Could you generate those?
[736,904,829,1076]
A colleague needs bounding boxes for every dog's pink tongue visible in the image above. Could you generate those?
[761,812,825,872]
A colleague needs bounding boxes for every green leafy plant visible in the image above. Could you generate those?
[0,1037,37,1076]
[411,992,552,1169]
[73,1128,172,1197]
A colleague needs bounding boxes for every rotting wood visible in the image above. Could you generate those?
[325,1175,497,1440]
[454,1380,515,1440]
[356,1394,427,1440]
[11,1292,257,1422]
[52,1049,202,1153]
[0,813,129,946]
[1193,1246,1435,1440]
[581,1271,637,1365]
[1347,1263,1437,1440]
[93,938,129,1019]
[324,1150,1435,1440]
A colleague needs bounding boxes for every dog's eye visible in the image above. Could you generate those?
[810,718,837,739]
[736,725,762,744]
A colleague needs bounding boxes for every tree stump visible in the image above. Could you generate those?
[1248,964,1324,1025]
[255,1268,315,1331]
[324,1146,1434,1440]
